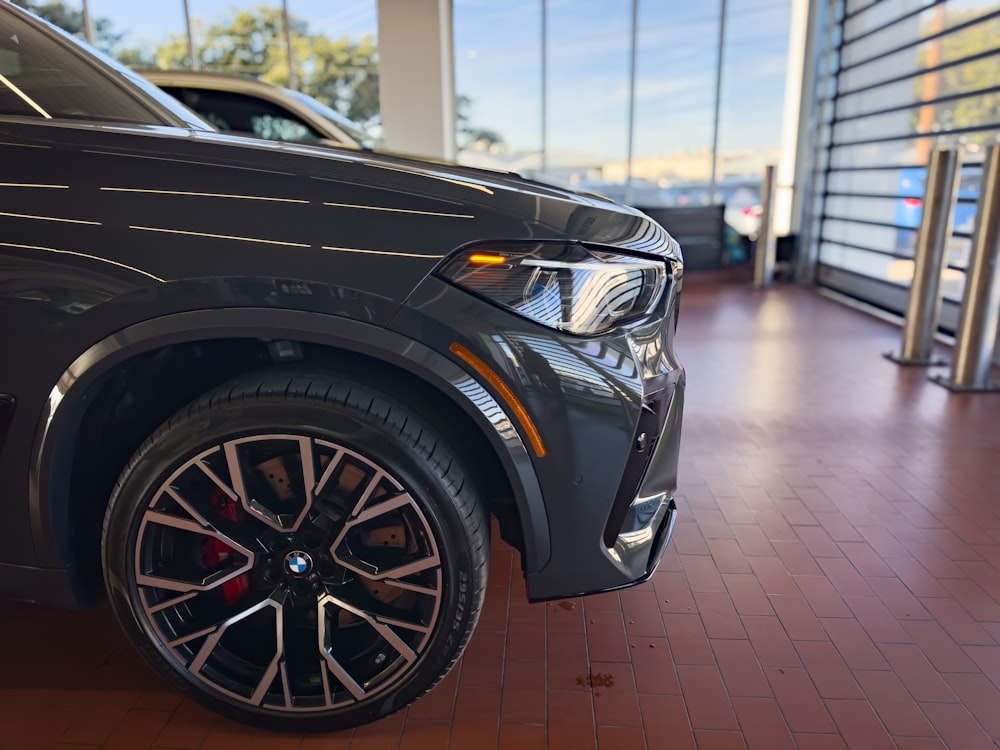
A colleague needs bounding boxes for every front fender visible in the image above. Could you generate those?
[30,307,551,575]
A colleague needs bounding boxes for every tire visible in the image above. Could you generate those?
[102,372,489,732]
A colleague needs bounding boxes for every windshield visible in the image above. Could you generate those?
[0,4,210,129]
[284,88,377,149]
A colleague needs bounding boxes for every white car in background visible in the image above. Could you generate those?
[716,183,763,240]
[142,70,378,149]
[142,70,511,172]
[140,70,377,149]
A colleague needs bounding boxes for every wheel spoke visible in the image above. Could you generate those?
[368,554,441,581]
[272,593,302,709]
[380,578,439,597]
[251,649,282,706]
[321,593,417,663]
[319,658,334,705]
[195,457,240,504]
[317,595,366,700]
[331,492,442,583]
[374,615,431,636]
[167,624,219,649]
[279,660,293,709]
[189,596,285,706]
[155,481,265,554]
[374,576,442,642]
[314,448,346,497]
[320,649,367,701]
[222,443,250,508]
[347,469,389,518]
[345,573,442,642]
[147,590,197,614]
[156,583,274,648]
[222,436,317,533]
[163,485,211,527]
[351,493,412,526]
[136,510,256,593]
[317,591,421,702]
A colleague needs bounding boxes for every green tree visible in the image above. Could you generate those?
[13,2,500,148]
[152,7,380,128]
[13,0,124,54]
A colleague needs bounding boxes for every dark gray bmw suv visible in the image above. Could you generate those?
[0,2,684,732]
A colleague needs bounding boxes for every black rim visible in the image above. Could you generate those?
[132,434,444,712]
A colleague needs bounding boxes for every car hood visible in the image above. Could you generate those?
[0,120,679,313]
[183,128,674,253]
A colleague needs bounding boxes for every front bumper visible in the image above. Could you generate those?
[523,367,684,601]
[593,374,684,596]
[395,250,684,601]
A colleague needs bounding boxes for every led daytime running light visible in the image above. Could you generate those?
[440,242,667,336]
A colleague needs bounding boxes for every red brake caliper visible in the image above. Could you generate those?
[201,489,250,604]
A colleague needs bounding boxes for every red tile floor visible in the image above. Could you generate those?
[2,278,1000,749]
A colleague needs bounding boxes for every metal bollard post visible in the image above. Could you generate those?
[753,164,777,289]
[885,147,962,365]
[931,144,1000,392]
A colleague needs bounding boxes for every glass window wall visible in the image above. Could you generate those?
[453,0,795,226]
[716,0,793,175]
[630,1,721,190]
[452,0,543,167]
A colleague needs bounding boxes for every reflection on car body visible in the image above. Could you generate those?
[585,179,763,240]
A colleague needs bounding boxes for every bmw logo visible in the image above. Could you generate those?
[285,551,313,576]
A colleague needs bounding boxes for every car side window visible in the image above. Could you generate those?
[251,112,315,143]
[0,12,167,125]
[161,86,322,144]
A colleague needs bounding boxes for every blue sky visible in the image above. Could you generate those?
[80,0,793,163]
[87,0,378,42]
[453,0,793,160]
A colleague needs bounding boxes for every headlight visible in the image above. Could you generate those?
[439,242,667,335]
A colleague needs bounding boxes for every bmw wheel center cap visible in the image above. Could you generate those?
[285,550,313,576]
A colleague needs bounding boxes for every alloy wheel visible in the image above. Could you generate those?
[132,433,444,713]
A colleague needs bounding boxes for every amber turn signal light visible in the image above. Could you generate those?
[449,342,547,458]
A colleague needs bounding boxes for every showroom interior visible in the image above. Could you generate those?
[3,0,1000,747]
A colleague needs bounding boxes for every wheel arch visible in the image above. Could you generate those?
[30,308,550,603]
